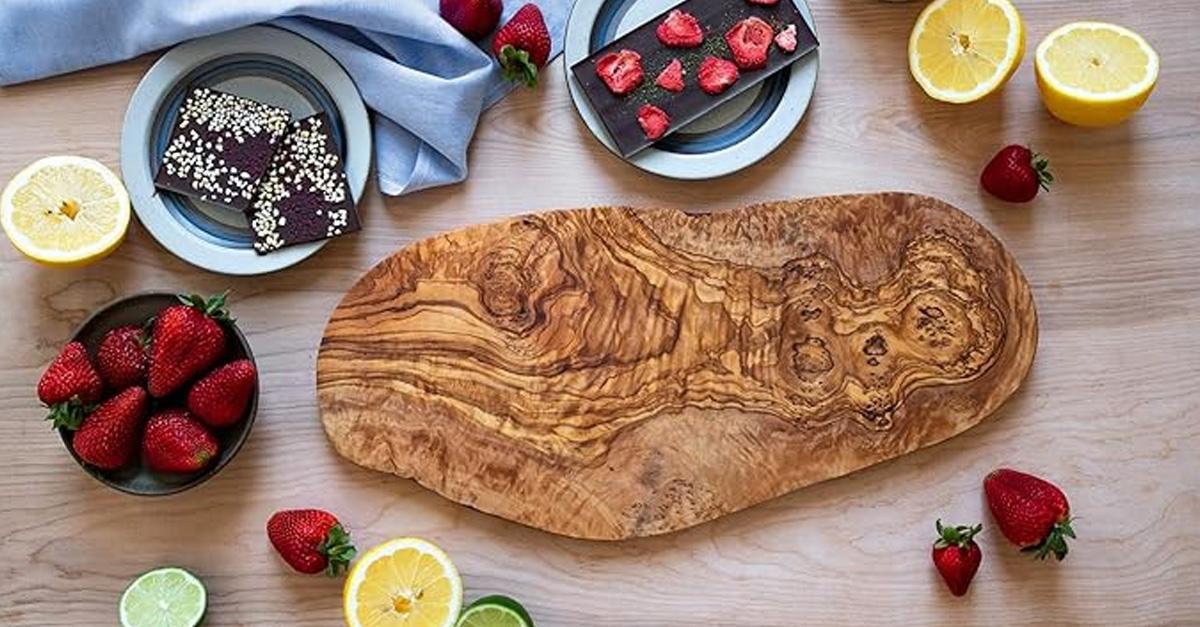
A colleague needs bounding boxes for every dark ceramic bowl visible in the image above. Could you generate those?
[58,291,257,496]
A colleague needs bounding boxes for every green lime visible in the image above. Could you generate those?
[119,567,207,627]
[456,594,534,627]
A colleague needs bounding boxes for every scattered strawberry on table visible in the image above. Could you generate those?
[143,409,219,473]
[981,145,1054,203]
[440,0,503,41]
[985,468,1076,560]
[493,3,551,88]
[931,519,983,597]
[267,509,357,576]
[656,9,704,48]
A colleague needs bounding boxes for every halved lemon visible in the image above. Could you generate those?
[908,0,1025,103]
[1035,22,1159,127]
[1,155,130,267]
[344,537,463,627]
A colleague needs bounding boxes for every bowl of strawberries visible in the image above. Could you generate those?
[38,291,257,495]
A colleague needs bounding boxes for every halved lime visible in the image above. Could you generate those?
[119,567,207,627]
[456,595,534,627]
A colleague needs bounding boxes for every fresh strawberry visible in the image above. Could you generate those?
[656,9,703,48]
[440,0,503,41]
[981,145,1054,203]
[38,341,104,427]
[147,293,230,398]
[267,509,357,576]
[637,104,671,140]
[725,17,774,70]
[931,520,983,597]
[71,386,147,470]
[595,49,644,96]
[697,56,739,95]
[96,325,148,389]
[492,3,551,88]
[984,468,1076,560]
[655,58,685,92]
[188,359,257,428]
[775,24,798,53]
[142,409,218,473]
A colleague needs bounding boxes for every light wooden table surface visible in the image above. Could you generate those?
[2,1,1197,625]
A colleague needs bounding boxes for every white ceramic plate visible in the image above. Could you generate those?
[121,26,371,275]
[565,0,819,179]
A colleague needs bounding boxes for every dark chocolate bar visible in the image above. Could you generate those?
[154,87,291,211]
[570,0,818,157]
[246,113,360,254]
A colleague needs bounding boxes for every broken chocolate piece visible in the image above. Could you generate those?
[247,113,360,254]
[155,87,291,211]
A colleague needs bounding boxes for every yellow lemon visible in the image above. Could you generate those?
[1035,22,1159,127]
[1,156,130,267]
[908,0,1025,103]
[344,537,463,627]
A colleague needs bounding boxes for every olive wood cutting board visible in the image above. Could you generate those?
[317,193,1037,540]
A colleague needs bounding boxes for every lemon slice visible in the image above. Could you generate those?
[908,0,1025,103]
[1035,22,1159,127]
[1,155,130,267]
[344,537,463,627]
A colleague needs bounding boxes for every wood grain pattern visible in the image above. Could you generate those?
[1,0,1198,624]
[318,193,1036,539]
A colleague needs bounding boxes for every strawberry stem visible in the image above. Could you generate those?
[934,519,982,549]
[1032,152,1054,192]
[177,291,234,323]
[318,523,357,577]
[46,397,91,431]
[498,44,539,88]
[1022,517,1075,561]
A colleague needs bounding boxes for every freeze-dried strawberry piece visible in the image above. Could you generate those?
[775,24,798,53]
[725,17,773,70]
[697,56,739,95]
[655,58,685,92]
[637,104,671,140]
[656,10,704,48]
[747,0,779,5]
[596,49,644,95]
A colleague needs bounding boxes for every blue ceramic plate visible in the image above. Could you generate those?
[120,26,371,275]
[565,0,819,179]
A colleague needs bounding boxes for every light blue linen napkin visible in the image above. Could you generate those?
[0,0,570,195]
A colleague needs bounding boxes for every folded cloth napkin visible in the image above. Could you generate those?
[0,0,569,195]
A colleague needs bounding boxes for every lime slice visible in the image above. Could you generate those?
[119,567,207,627]
[456,595,534,627]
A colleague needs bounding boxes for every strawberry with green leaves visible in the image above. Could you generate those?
[71,386,148,470]
[985,468,1076,560]
[931,520,983,597]
[148,293,231,398]
[267,509,357,576]
[492,3,551,88]
[38,341,104,427]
